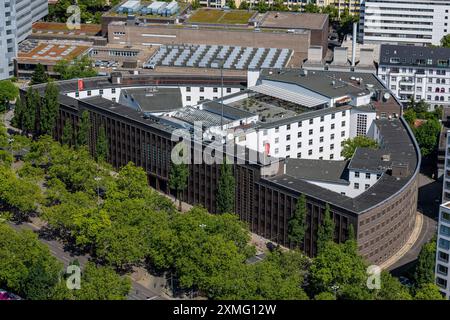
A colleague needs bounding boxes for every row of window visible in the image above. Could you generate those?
[186,86,232,94]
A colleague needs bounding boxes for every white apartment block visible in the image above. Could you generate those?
[0,0,48,79]
[378,44,450,109]
[359,0,450,46]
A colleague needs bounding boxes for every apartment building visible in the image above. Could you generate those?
[0,0,48,79]
[378,44,450,109]
[359,0,450,46]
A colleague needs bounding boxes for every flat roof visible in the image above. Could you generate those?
[32,22,101,36]
[260,12,328,30]
[285,158,349,184]
[17,40,88,63]
[119,87,183,113]
[187,8,256,25]
[260,69,379,99]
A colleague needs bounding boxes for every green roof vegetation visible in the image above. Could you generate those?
[187,8,255,25]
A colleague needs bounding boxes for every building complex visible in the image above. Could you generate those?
[26,69,420,264]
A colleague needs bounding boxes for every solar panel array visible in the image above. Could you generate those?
[144,44,292,70]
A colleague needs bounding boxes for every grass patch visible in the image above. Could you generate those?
[188,8,254,25]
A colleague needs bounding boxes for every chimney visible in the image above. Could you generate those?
[359,48,374,66]
[351,22,357,67]
[333,47,348,65]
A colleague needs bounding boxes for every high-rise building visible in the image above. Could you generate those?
[359,0,450,46]
[0,0,48,79]
[436,130,450,298]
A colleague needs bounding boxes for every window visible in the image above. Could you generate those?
[309,129,313,135]
[320,126,324,132]
[330,134,335,140]
[319,136,324,143]
[275,127,279,133]
[439,238,450,250]
[99,89,104,95]
[391,85,396,90]
[342,111,346,116]
[275,137,279,143]
[341,121,346,127]
[286,134,291,141]
[87,90,91,96]
[355,171,360,178]
[331,124,335,130]
[320,116,324,122]
[330,144,334,150]
[213,87,218,93]
[286,145,290,151]
[417,78,422,83]
[275,148,279,154]
[365,184,370,190]
[437,264,448,276]
[331,114,335,119]
[263,129,268,135]
[330,154,334,159]
[365,173,371,179]
[441,225,450,237]
[186,96,191,101]
[309,119,313,125]
[376,173,381,180]
[308,139,313,146]
[297,152,302,158]
[354,183,359,189]
[112,88,116,94]
[297,142,302,148]
[438,251,449,263]
[436,277,447,289]
[298,121,302,127]
[75,92,79,98]
[200,87,204,92]
[442,211,450,223]
[111,97,116,102]
[298,132,302,138]
[287,124,291,130]
[308,149,312,155]
[186,87,191,92]
[319,146,323,153]
[226,88,231,93]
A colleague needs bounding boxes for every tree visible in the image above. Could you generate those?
[337,9,359,40]
[54,56,97,80]
[414,283,445,300]
[95,125,108,162]
[169,157,189,211]
[76,110,90,148]
[441,34,450,48]
[40,81,60,136]
[321,5,339,22]
[216,158,235,214]
[317,204,335,254]
[341,136,378,160]
[414,238,436,287]
[62,119,73,146]
[11,98,26,131]
[314,292,336,300]
[30,64,48,85]
[288,194,307,249]
[304,3,320,13]
[413,118,441,157]
[226,0,236,8]
[239,0,249,9]
[73,263,131,300]
[256,0,269,13]
[0,80,19,112]
[191,0,201,9]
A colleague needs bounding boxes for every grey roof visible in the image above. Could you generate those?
[379,44,450,68]
[285,158,349,184]
[260,69,381,98]
[348,148,390,173]
[119,87,183,113]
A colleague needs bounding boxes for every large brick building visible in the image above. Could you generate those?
[26,70,420,264]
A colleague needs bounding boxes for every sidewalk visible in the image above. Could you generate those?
[379,212,423,270]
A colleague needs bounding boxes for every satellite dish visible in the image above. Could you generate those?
[383,92,391,100]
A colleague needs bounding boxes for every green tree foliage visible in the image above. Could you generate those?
[30,64,48,85]
[0,224,63,299]
[321,5,339,22]
[341,136,379,160]
[76,110,90,147]
[216,159,235,214]
[373,272,412,300]
[226,0,236,8]
[40,81,60,136]
[337,9,359,40]
[191,0,201,9]
[441,34,450,48]
[288,194,307,249]
[169,148,189,211]
[0,80,19,112]
[304,3,320,13]
[414,283,445,300]
[62,119,73,146]
[96,125,108,162]
[413,118,441,157]
[54,56,97,80]
[315,291,336,300]
[239,0,249,9]
[47,0,108,24]
[73,263,131,300]
[317,204,335,254]
[256,0,269,13]
[414,238,436,287]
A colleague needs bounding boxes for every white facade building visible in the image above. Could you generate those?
[0,0,48,79]
[378,44,450,109]
[359,0,450,46]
